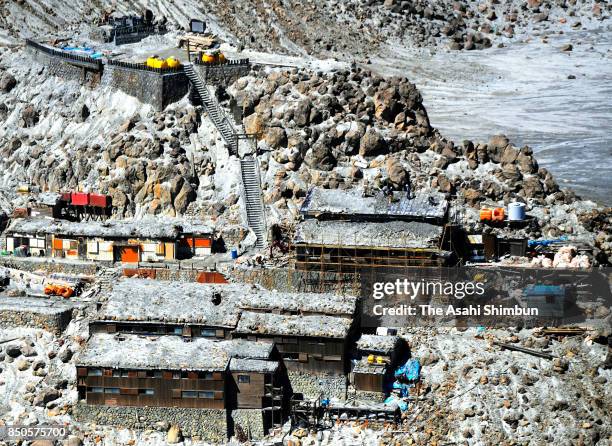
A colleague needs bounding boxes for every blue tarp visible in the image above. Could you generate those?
[527,236,568,248]
[394,358,421,381]
[62,46,103,59]
[524,284,565,297]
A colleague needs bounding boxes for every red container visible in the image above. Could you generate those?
[89,193,110,208]
[71,192,90,206]
[60,192,71,202]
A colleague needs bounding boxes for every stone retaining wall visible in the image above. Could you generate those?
[26,47,101,86]
[193,64,251,87]
[101,65,188,111]
[0,307,72,335]
[229,267,360,295]
[231,409,266,440]
[0,257,98,275]
[73,403,228,443]
[288,370,347,400]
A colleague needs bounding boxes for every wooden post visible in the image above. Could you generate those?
[187,40,191,62]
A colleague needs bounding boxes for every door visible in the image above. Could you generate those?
[119,246,140,263]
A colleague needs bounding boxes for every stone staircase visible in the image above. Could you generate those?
[240,155,267,248]
[185,64,267,248]
[184,64,238,155]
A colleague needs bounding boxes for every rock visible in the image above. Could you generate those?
[33,388,61,407]
[293,100,311,127]
[374,86,399,121]
[304,144,336,171]
[63,436,83,446]
[359,129,386,157]
[264,127,287,149]
[500,146,519,165]
[386,158,408,187]
[522,176,544,198]
[560,44,573,52]
[31,441,55,446]
[78,104,90,122]
[20,105,39,128]
[344,122,366,151]
[167,425,182,444]
[0,72,17,93]
[244,113,265,136]
[174,182,196,215]
[464,188,483,206]
[6,344,22,358]
[59,348,73,363]
[16,359,30,371]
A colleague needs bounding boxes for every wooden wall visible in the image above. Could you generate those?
[78,367,225,409]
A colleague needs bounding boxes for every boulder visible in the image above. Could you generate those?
[293,100,311,127]
[304,144,336,171]
[167,425,182,444]
[0,72,17,93]
[374,86,399,121]
[244,113,265,137]
[344,122,366,151]
[500,146,519,165]
[33,388,61,407]
[359,129,386,157]
[174,182,196,215]
[522,176,544,198]
[20,105,39,128]
[386,158,408,187]
[264,127,287,149]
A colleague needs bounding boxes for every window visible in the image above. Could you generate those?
[237,375,250,384]
[87,369,102,376]
[182,391,197,398]
[88,387,103,393]
[104,388,120,394]
[172,372,181,379]
[198,391,214,399]
[112,369,121,377]
[200,329,216,337]
[139,389,155,396]
[199,372,213,380]
[173,327,183,335]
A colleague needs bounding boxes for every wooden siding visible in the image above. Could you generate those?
[90,321,230,339]
[78,367,225,409]
[234,333,347,375]
[353,372,385,393]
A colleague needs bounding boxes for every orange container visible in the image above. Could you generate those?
[492,207,505,222]
[480,208,492,222]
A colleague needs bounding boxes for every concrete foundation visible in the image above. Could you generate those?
[0,298,73,335]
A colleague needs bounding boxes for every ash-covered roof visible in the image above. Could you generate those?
[7,218,181,239]
[99,279,357,326]
[294,219,443,249]
[37,192,61,206]
[301,188,448,221]
[230,358,279,374]
[98,279,245,328]
[356,335,401,354]
[352,360,387,375]
[235,311,353,339]
[76,333,231,371]
[0,296,74,315]
[223,338,274,360]
[239,290,357,316]
[77,334,277,371]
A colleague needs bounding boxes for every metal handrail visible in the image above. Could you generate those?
[106,58,184,74]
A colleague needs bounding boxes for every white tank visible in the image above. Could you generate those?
[508,202,526,221]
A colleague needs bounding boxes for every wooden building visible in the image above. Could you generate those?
[294,188,453,272]
[351,335,408,394]
[234,312,355,375]
[4,218,215,262]
[90,279,243,339]
[76,334,289,435]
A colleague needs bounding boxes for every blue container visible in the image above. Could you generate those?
[230,248,238,259]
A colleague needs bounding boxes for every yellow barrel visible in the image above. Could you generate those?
[166,57,181,68]
[201,52,216,64]
[217,52,226,64]
[146,57,168,69]
[367,354,374,364]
